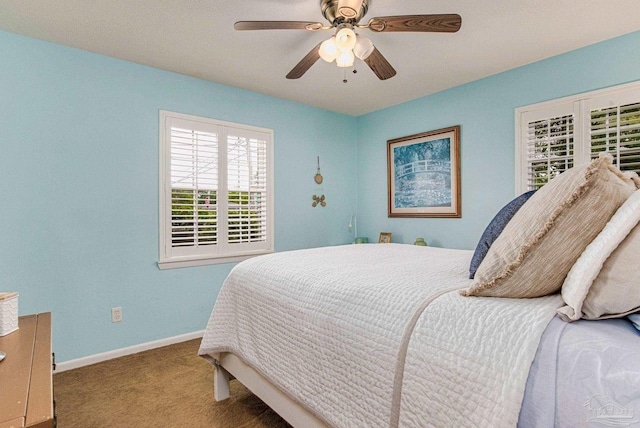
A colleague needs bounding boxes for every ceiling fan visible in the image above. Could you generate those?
[234,0,461,81]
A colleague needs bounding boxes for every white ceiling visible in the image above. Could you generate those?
[1,0,639,116]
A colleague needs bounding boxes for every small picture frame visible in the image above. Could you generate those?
[379,232,392,243]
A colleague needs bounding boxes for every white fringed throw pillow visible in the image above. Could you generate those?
[558,189,640,321]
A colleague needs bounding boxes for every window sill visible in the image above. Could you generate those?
[157,251,273,270]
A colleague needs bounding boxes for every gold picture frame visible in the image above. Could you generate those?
[378,232,392,243]
[387,125,461,218]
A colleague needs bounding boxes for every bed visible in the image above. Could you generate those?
[198,154,640,427]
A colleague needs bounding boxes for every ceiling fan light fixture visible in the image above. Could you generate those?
[353,35,374,60]
[319,36,338,62]
[335,27,357,52]
[236,2,460,81]
[336,50,355,68]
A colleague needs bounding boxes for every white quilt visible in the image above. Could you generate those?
[198,244,562,427]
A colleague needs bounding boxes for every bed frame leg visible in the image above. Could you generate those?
[213,362,230,401]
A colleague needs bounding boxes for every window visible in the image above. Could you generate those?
[158,111,273,269]
[516,81,640,193]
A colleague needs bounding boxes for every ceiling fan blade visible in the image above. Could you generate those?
[363,47,396,80]
[367,14,462,33]
[337,0,365,19]
[286,43,322,79]
[234,21,323,31]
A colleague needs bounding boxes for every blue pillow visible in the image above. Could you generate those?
[629,313,640,332]
[469,190,536,279]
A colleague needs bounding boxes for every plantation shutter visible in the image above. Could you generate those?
[169,123,219,255]
[590,101,640,175]
[516,82,640,195]
[225,128,269,245]
[159,111,273,268]
[524,114,575,190]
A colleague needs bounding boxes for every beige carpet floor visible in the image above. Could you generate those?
[54,339,292,428]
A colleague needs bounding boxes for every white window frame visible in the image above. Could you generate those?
[515,80,640,194]
[158,111,274,269]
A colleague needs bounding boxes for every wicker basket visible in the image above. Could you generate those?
[0,292,19,336]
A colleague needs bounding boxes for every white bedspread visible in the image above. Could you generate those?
[198,244,562,427]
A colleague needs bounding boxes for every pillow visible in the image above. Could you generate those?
[557,189,640,321]
[468,191,536,279]
[629,313,640,332]
[461,153,640,298]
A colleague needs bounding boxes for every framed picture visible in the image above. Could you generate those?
[387,125,461,218]
[378,232,392,243]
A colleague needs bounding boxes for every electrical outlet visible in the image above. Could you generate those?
[111,307,123,323]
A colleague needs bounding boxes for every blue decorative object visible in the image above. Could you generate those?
[469,190,536,279]
[628,313,640,332]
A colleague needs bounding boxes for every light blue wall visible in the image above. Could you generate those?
[355,30,640,250]
[3,27,640,362]
[0,30,357,362]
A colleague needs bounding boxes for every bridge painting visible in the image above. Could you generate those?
[387,126,460,218]
[392,138,452,209]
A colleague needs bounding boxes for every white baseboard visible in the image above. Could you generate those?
[55,330,205,373]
